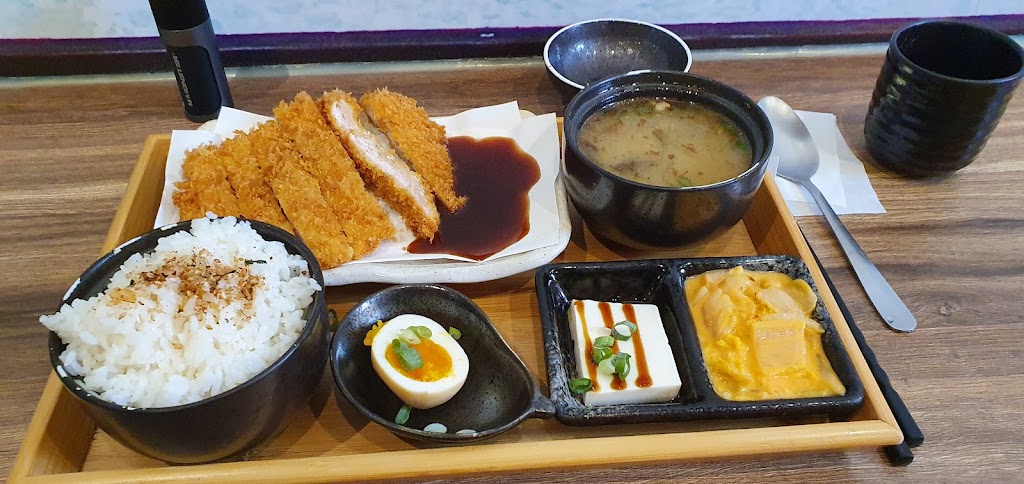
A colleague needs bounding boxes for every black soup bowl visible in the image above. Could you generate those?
[47,218,329,464]
[563,70,773,248]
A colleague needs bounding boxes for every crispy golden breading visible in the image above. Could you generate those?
[360,88,466,212]
[273,92,394,258]
[174,143,242,219]
[171,180,204,220]
[171,87,461,268]
[217,129,295,233]
[321,90,441,240]
[254,122,354,269]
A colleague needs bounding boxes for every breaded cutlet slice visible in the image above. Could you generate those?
[172,180,204,220]
[320,90,440,240]
[217,128,295,233]
[174,143,242,220]
[250,122,354,268]
[274,92,394,258]
[360,88,466,212]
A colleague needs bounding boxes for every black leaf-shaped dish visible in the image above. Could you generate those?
[535,255,864,426]
[330,284,554,444]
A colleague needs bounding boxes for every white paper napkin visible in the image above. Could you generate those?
[768,110,885,216]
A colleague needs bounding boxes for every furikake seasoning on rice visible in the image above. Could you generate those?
[40,216,321,408]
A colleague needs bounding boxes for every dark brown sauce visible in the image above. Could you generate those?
[575,301,599,391]
[407,136,541,260]
[623,304,653,388]
[598,301,627,390]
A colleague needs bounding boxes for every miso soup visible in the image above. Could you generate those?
[577,98,753,187]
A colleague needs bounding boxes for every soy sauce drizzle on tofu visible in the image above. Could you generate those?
[598,302,627,390]
[622,304,653,388]
[574,301,600,391]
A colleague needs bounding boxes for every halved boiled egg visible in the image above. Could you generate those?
[368,314,469,409]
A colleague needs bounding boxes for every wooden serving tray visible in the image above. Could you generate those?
[10,134,903,483]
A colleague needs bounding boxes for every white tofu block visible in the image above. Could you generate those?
[568,299,682,406]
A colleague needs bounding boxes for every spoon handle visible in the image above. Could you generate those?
[800,180,918,332]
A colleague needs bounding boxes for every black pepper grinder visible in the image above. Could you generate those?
[149,0,233,122]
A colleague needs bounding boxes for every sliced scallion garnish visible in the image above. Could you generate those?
[597,357,616,376]
[391,339,423,371]
[611,352,631,379]
[448,326,462,340]
[413,325,432,339]
[569,377,593,395]
[591,346,613,365]
[424,422,448,433]
[399,328,422,345]
[611,321,638,341]
[593,335,615,348]
[395,404,411,425]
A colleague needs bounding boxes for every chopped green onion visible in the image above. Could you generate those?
[399,328,421,345]
[448,326,462,340]
[611,352,632,379]
[593,335,615,349]
[677,175,693,187]
[597,357,616,376]
[413,325,432,339]
[569,377,593,395]
[395,404,411,425]
[591,346,613,365]
[611,321,638,341]
[391,339,423,372]
[328,308,340,331]
[243,259,267,265]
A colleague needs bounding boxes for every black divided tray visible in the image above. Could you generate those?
[535,255,865,426]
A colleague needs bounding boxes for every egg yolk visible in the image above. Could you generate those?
[386,337,453,382]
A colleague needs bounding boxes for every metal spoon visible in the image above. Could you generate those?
[759,96,917,333]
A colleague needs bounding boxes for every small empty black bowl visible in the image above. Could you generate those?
[330,284,553,444]
[47,218,329,464]
[544,18,692,102]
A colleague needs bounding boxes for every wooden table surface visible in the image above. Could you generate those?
[2,54,1022,481]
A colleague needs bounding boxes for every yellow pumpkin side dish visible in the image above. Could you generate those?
[684,266,846,401]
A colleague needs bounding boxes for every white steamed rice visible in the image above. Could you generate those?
[40,216,322,408]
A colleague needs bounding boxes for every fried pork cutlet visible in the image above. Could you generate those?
[172,180,204,220]
[321,90,441,240]
[174,143,242,220]
[360,88,466,213]
[274,92,394,258]
[217,129,294,233]
[250,122,354,268]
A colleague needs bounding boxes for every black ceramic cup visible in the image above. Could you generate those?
[47,218,329,464]
[864,20,1024,177]
[562,70,773,248]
